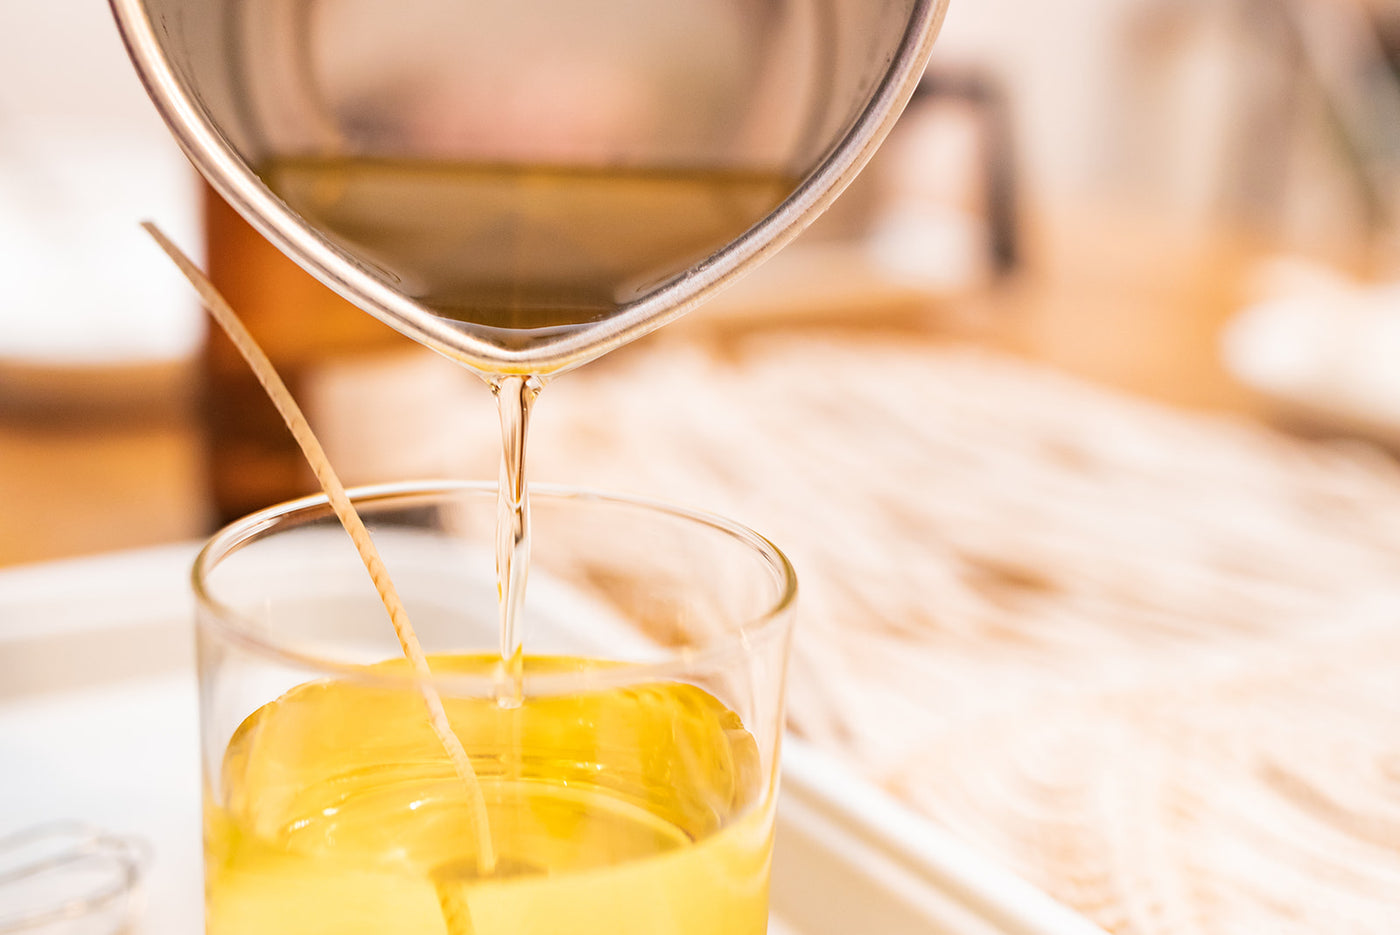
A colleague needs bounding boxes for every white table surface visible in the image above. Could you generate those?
[0,545,1102,935]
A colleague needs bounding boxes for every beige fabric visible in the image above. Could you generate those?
[488,332,1400,934]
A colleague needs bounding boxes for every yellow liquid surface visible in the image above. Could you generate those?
[262,158,795,337]
[206,655,772,935]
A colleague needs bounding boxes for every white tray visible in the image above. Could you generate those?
[0,547,1103,935]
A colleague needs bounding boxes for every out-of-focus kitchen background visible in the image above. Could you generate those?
[9,0,1400,561]
[5,0,1400,932]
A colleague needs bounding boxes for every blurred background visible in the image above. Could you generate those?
[9,0,1400,561]
[5,0,1400,932]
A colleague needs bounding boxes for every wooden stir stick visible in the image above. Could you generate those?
[142,222,498,876]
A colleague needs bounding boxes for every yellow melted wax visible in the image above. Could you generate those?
[205,655,772,935]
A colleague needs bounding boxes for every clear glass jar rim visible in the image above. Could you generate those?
[192,480,797,695]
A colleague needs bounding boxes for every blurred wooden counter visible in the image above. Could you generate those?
[0,206,1331,567]
[977,208,1269,413]
[0,360,207,567]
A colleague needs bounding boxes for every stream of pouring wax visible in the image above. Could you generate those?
[262,155,794,700]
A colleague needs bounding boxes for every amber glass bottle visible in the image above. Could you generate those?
[202,187,442,526]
